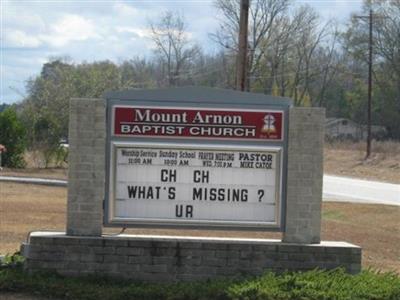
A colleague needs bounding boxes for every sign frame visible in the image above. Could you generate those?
[104,91,290,232]
[106,141,283,229]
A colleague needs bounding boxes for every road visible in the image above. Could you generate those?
[323,175,399,206]
[0,175,67,187]
[0,174,399,206]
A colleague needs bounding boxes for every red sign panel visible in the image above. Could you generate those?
[113,106,284,141]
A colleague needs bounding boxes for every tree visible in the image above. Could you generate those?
[74,61,121,97]
[342,0,400,138]
[0,103,10,113]
[149,11,201,86]
[119,58,157,89]
[0,107,26,168]
[24,59,76,142]
[32,111,64,168]
[211,0,290,90]
[21,58,126,155]
[212,0,340,105]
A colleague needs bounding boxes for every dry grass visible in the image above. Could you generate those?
[326,140,400,154]
[321,202,400,273]
[1,182,399,273]
[0,183,66,254]
[23,150,67,169]
[324,140,400,183]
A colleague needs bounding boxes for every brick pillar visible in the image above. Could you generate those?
[66,98,105,236]
[282,107,325,244]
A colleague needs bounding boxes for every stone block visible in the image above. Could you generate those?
[79,238,104,246]
[128,240,153,248]
[179,242,203,249]
[178,257,202,266]
[128,256,152,264]
[202,243,228,250]
[115,247,143,256]
[141,264,169,273]
[216,249,238,258]
[67,98,105,237]
[104,239,128,247]
[202,257,226,267]
[278,244,302,253]
[117,263,140,273]
[283,107,325,244]
[103,254,127,264]
[23,234,362,282]
[80,254,103,263]
[92,246,116,254]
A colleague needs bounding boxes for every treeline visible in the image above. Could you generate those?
[1,0,399,167]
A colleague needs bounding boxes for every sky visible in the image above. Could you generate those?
[1,0,363,105]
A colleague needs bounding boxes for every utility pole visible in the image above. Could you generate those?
[354,9,373,159]
[367,9,373,159]
[236,0,250,91]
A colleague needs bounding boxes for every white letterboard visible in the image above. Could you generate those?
[110,144,282,227]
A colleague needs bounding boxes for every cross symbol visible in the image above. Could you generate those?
[264,115,275,129]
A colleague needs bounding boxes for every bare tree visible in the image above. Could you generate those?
[289,7,332,105]
[211,0,290,89]
[149,11,201,86]
[242,4,337,106]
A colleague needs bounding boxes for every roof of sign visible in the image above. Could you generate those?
[104,86,292,107]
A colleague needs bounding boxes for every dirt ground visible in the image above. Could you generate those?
[1,182,399,273]
[324,141,400,184]
[0,183,67,254]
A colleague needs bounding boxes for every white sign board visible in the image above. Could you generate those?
[108,143,282,228]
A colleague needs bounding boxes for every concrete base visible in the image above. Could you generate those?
[22,232,361,282]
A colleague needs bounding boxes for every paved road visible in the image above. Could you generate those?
[0,175,67,187]
[1,175,399,206]
[323,175,400,206]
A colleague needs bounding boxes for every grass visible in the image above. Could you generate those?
[0,259,399,300]
[1,182,399,273]
[321,209,346,221]
[0,183,67,254]
[321,202,400,273]
[324,140,400,183]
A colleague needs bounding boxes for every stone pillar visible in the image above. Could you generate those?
[66,98,105,236]
[282,107,325,244]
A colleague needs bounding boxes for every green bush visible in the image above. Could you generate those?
[0,252,24,269]
[227,269,400,300]
[0,264,399,300]
[32,112,64,168]
[0,107,26,168]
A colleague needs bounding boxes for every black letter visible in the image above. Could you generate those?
[176,205,183,217]
[127,186,137,198]
[161,169,168,182]
[186,205,193,218]
[168,187,176,200]
[192,188,202,200]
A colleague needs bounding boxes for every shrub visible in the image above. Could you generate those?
[0,265,399,300]
[0,107,26,168]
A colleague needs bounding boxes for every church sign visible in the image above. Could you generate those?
[105,92,289,230]
[113,106,283,141]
